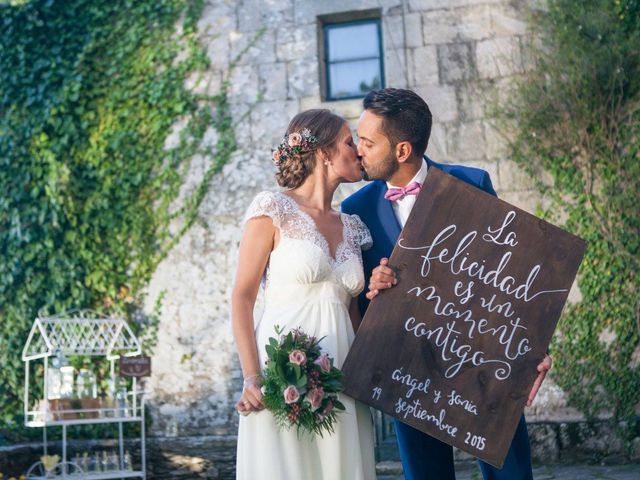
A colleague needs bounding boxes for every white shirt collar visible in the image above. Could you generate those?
[386,158,429,190]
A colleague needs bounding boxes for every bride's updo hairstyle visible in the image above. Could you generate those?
[273,109,345,189]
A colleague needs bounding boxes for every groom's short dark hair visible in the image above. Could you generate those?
[363,88,432,158]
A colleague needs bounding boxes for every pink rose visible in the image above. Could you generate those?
[283,385,300,404]
[288,132,302,146]
[314,354,331,373]
[305,387,325,410]
[289,349,306,366]
[272,150,281,163]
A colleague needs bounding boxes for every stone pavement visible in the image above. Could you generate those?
[376,461,640,480]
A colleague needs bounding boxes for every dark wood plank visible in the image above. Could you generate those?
[342,168,586,468]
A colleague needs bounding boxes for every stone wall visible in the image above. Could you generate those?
[143,0,582,444]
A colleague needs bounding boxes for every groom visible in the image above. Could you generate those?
[341,88,551,480]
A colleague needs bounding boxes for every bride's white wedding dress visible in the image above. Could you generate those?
[236,190,376,480]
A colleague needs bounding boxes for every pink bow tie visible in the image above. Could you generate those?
[384,181,422,202]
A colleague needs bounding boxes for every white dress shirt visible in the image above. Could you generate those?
[386,159,429,228]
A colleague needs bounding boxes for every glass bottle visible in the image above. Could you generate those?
[108,451,119,471]
[123,450,133,471]
[59,353,74,399]
[115,377,129,417]
[88,452,100,472]
[46,350,62,400]
[100,451,109,472]
[76,366,97,399]
[81,452,90,472]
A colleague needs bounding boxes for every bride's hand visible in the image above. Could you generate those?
[236,374,265,415]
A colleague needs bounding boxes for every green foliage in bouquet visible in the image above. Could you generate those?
[494,0,639,445]
[262,327,346,437]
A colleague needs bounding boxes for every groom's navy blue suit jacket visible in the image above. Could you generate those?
[341,157,533,480]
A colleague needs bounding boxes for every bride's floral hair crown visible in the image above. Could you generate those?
[272,128,318,169]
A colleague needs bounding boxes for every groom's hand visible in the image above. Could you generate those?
[527,354,552,407]
[366,258,397,300]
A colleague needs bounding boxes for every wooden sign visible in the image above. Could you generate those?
[119,356,151,377]
[342,168,586,468]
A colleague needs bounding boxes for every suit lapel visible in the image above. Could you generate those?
[375,182,402,244]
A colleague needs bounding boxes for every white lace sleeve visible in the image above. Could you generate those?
[243,191,281,228]
[349,214,373,251]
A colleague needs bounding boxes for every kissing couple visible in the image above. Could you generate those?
[232,87,552,480]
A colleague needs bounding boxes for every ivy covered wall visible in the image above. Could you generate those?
[498,0,640,444]
[0,0,236,442]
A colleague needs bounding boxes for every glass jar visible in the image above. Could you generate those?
[76,368,97,398]
[46,352,62,400]
[115,387,129,417]
[60,365,75,399]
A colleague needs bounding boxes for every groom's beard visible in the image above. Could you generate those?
[361,151,398,182]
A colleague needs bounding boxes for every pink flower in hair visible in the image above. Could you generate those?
[288,132,302,146]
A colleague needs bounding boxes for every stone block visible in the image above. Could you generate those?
[438,42,477,83]
[258,62,288,101]
[249,100,299,147]
[237,0,293,32]
[229,29,276,66]
[409,44,439,87]
[632,436,640,461]
[566,278,583,305]
[483,120,511,161]
[286,59,320,99]
[528,423,560,463]
[294,0,404,24]
[422,5,494,44]
[499,158,535,191]
[382,14,406,51]
[525,377,584,422]
[276,24,318,62]
[491,3,527,37]
[425,123,448,162]
[164,117,189,151]
[198,1,236,38]
[300,97,363,121]
[456,83,487,121]
[461,159,499,185]
[229,102,254,146]
[184,71,209,96]
[414,84,458,123]
[404,12,424,48]
[206,34,230,66]
[385,47,410,89]
[205,71,224,97]
[476,36,522,79]
[409,0,503,11]
[446,120,486,161]
[228,64,260,104]
[497,190,541,214]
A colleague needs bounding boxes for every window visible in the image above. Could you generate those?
[322,18,384,101]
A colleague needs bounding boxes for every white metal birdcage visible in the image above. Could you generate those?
[22,309,146,479]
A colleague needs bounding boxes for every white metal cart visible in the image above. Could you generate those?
[22,310,146,479]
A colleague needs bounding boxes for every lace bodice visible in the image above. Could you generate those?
[243,190,372,300]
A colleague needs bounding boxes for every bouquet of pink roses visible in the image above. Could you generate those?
[262,326,345,437]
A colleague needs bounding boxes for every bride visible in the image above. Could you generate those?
[232,109,376,479]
